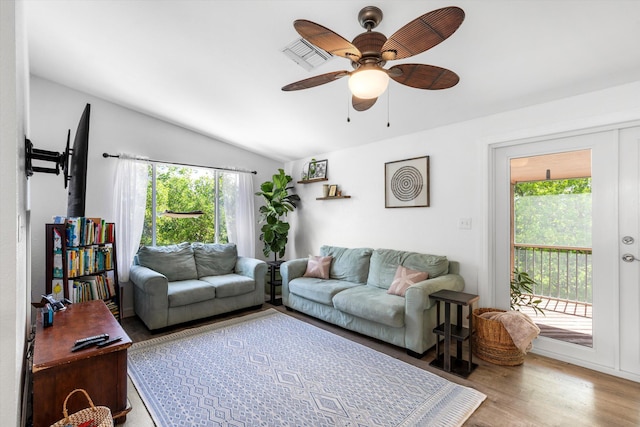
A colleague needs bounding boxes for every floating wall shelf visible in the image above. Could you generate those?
[316,196,351,200]
[297,178,328,184]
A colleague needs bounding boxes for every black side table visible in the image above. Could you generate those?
[429,289,480,378]
[267,260,284,306]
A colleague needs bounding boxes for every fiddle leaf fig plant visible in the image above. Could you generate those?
[511,267,545,315]
[255,169,300,261]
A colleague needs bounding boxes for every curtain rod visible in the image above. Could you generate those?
[102,153,257,174]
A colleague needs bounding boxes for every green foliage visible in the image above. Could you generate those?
[514,178,591,197]
[141,165,227,246]
[255,169,300,260]
[511,268,545,315]
[514,178,591,247]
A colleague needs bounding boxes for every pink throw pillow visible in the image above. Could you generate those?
[303,255,333,279]
[387,265,429,296]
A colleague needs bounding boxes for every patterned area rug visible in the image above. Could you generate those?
[128,309,486,426]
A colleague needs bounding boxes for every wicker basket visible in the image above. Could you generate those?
[50,389,113,427]
[472,308,525,366]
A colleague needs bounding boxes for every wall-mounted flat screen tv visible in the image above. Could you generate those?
[67,103,90,218]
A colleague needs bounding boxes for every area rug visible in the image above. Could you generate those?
[128,309,486,426]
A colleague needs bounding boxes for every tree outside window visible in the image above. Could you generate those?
[140,164,228,246]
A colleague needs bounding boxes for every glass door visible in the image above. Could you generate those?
[492,130,618,371]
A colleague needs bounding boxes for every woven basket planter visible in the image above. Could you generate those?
[472,308,525,366]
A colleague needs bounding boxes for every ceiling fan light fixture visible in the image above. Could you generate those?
[348,65,389,99]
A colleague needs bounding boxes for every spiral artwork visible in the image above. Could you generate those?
[390,166,424,202]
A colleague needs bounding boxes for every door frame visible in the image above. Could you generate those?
[486,120,640,382]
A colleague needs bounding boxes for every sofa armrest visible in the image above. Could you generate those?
[403,273,465,354]
[129,264,169,297]
[405,273,465,311]
[235,257,267,281]
[280,258,308,305]
[130,264,170,329]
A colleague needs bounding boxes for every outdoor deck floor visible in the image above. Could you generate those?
[520,297,593,347]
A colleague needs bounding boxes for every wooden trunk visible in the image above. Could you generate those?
[32,300,132,426]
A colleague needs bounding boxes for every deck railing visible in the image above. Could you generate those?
[514,244,592,316]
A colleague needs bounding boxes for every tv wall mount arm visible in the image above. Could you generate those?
[25,131,72,188]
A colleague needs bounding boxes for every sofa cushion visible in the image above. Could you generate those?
[387,265,429,296]
[367,248,406,289]
[332,285,405,328]
[367,249,449,289]
[320,245,373,284]
[192,242,237,277]
[303,255,333,279]
[403,252,449,279]
[289,277,361,306]
[168,279,216,307]
[200,274,255,298]
[137,242,198,282]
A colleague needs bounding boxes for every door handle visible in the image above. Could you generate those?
[622,253,640,262]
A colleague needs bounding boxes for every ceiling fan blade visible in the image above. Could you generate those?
[294,20,362,60]
[381,7,465,61]
[388,64,459,90]
[352,96,377,111]
[282,70,349,91]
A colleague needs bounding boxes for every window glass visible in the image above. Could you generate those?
[140,164,228,246]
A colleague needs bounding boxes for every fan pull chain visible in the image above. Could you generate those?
[386,86,391,127]
[347,89,351,123]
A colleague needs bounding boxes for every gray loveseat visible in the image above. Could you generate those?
[281,245,465,356]
[130,242,267,330]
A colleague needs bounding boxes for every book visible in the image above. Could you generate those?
[52,227,63,278]
[66,217,81,247]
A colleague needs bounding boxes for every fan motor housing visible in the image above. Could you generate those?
[352,31,387,68]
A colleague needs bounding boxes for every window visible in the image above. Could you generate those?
[141,164,228,246]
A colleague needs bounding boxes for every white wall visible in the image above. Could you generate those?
[0,0,29,425]
[29,77,283,317]
[287,81,640,308]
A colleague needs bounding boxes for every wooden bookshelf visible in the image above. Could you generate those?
[45,219,121,321]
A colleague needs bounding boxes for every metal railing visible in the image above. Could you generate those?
[514,244,592,316]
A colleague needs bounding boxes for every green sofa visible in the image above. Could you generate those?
[281,245,465,356]
[130,242,267,330]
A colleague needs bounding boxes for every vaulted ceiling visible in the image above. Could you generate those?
[24,1,640,162]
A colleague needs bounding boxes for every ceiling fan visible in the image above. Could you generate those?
[282,6,465,111]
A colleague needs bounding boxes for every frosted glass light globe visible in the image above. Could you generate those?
[348,66,389,99]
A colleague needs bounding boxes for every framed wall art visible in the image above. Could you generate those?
[385,156,430,208]
[307,159,328,180]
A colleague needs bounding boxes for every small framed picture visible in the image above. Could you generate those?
[307,159,328,180]
[328,184,338,197]
[385,156,430,208]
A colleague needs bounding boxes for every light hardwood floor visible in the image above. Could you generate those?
[121,303,640,427]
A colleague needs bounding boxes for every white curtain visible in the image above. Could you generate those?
[112,153,149,282]
[223,172,255,257]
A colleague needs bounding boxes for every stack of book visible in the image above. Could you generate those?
[49,216,119,318]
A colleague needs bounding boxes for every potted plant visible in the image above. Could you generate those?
[510,267,545,315]
[308,158,317,178]
[255,169,300,262]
